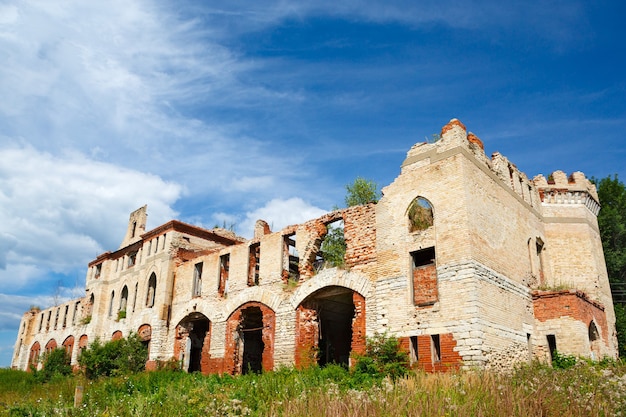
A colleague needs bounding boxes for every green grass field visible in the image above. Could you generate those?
[2,359,625,417]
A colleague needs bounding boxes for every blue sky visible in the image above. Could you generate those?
[1,0,625,367]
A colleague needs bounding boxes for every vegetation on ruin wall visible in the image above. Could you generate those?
[2,359,626,416]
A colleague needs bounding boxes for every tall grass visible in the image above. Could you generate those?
[2,360,625,416]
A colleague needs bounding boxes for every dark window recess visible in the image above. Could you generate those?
[193,262,203,297]
[431,334,441,363]
[248,243,260,286]
[547,334,557,362]
[284,234,299,282]
[219,254,230,296]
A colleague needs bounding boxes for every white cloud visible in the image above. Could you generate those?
[0,144,182,290]
[240,197,328,237]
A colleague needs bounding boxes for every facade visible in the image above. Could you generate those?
[12,119,618,373]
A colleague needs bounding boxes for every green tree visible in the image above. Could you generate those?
[595,175,626,284]
[320,224,346,268]
[594,174,626,358]
[345,177,380,207]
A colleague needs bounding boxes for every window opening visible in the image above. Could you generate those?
[131,221,137,238]
[407,197,434,232]
[132,282,138,312]
[219,254,230,296]
[547,334,557,362]
[146,273,156,308]
[193,262,203,297]
[284,234,300,283]
[319,220,345,270]
[431,334,441,364]
[108,291,115,317]
[72,301,79,326]
[409,336,418,365]
[62,305,68,328]
[128,252,137,268]
[119,285,128,314]
[411,247,438,306]
[162,234,167,249]
[54,308,59,330]
[39,313,44,332]
[248,243,260,286]
[94,264,102,278]
[536,238,545,285]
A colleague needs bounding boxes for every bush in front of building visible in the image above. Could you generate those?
[78,332,147,379]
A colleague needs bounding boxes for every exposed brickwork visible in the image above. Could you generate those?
[12,119,617,373]
[533,290,609,346]
[413,264,438,306]
[407,333,462,373]
[351,291,366,359]
[299,221,327,280]
[294,304,319,369]
[223,302,275,374]
[343,204,377,270]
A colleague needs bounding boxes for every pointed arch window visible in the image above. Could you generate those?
[108,291,115,317]
[120,285,129,313]
[407,197,434,232]
[146,273,157,308]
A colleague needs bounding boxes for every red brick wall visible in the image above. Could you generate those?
[223,302,275,374]
[413,264,438,306]
[400,333,462,373]
[533,290,609,345]
[294,303,319,369]
[344,204,377,270]
[351,292,366,358]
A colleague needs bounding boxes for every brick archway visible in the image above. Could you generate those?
[62,335,75,359]
[174,313,211,373]
[224,302,275,375]
[295,286,365,369]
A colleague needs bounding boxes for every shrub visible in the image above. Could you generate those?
[34,348,72,383]
[354,333,409,380]
[79,332,148,379]
[551,350,577,369]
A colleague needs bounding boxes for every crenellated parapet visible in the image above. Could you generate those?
[403,118,541,211]
[533,171,600,215]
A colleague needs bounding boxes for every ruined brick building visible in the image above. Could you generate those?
[12,119,618,373]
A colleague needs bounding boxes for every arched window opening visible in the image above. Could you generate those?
[407,197,434,232]
[132,282,138,312]
[146,273,157,308]
[29,342,41,367]
[108,291,115,317]
[119,285,129,319]
[78,335,88,359]
[62,336,75,360]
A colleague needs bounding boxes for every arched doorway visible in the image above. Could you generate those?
[175,313,210,373]
[225,302,275,375]
[295,286,365,368]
